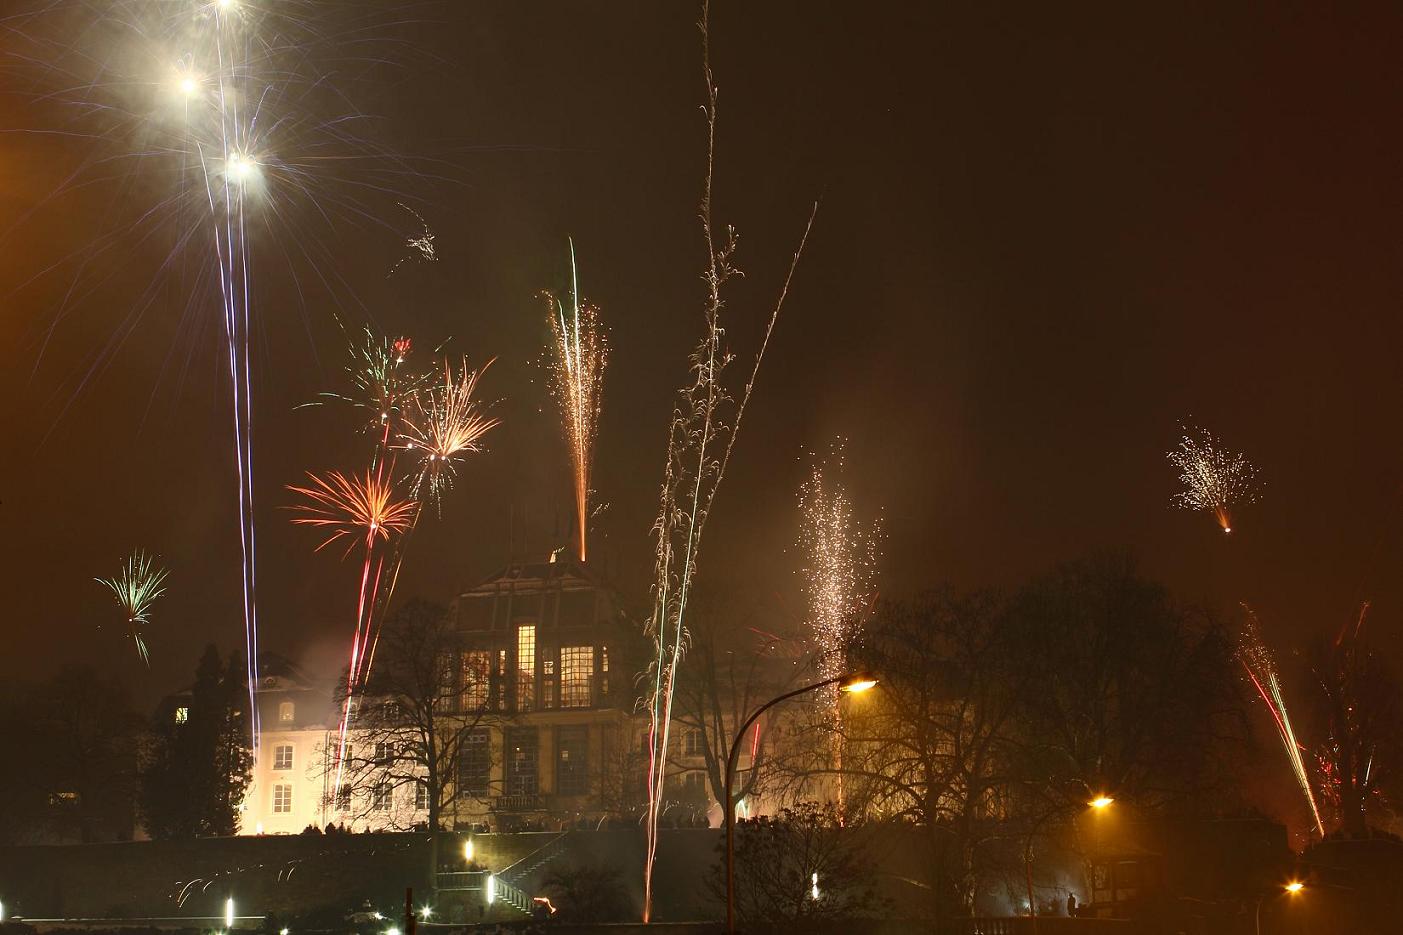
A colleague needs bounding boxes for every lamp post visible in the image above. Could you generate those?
[724,672,877,934]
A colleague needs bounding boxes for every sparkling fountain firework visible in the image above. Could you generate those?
[96,550,170,666]
[639,4,818,917]
[798,443,881,691]
[1167,424,1260,533]
[798,443,881,817]
[1238,605,1324,836]
[543,241,608,562]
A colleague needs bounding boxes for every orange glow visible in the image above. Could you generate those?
[1284,881,1304,894]
[1089,796,1114,809]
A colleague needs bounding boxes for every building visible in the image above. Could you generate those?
[238,656,340,835]
[445,555,640,830]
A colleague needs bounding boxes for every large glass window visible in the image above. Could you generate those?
[560,646,595,708]
[683,729,702,756]
[505,727,539,797]
[274,743,294,770]
[457,727,491,797]
[372,784,392,811]
[273,783,293,813]
[557,726,589,796]
[460,650,492,711]
[516,625,536,711]
[415,780,429,812]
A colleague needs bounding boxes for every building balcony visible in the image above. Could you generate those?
[491,794,544,812]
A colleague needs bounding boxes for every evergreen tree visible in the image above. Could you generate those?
[140,644,252,838]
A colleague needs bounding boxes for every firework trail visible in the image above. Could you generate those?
[640,4,818,917]
[1238,605,1324,836]
[96,550,170,666]
[1167,424,1260,534]
[543,240,608,562]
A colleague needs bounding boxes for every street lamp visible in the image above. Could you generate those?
[724,671,877,933]
[1088,796,1113,810]
[1255,881,1305,935]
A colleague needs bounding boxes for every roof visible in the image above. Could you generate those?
[460,553,606,596]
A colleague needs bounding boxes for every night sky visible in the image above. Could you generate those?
[4,3,1403,832]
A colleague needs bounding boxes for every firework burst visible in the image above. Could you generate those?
[96,550,170,666]
[543,240,608,562]
[287,469,417,555]
[1238,605,1324,836]
[1167,424,1259,533]
[397,357,501,509]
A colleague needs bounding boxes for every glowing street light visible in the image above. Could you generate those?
[839,675,878,694]
[463,837,474,864]
[224,897,235,929]
[1089,796,1114,810]
[724,672,877,933]
[1256,881,1306,934]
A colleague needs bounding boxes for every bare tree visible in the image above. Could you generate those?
[707,800,888,931]
[1311,603,1403,836]
[330,599,502,834]
[670,589,801,817]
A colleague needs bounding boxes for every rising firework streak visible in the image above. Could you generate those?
[1238,605,1324,836]
[543,240,608,562]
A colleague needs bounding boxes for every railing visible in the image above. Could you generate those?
[498,831,569,887]
[492,794,543,812]
[491,875,532,915]
[434,870,485,893]
[950,920,1132,934]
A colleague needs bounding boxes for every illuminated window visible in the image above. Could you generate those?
[373,784,392,811]
[278,701,295,723]
[560,646,594,708]
[557,726,589,796]
[600,645,609,695]
[415,780,429,812]
[274,744,293,770]
[460,650,492,711]
[273,783,292,813]
[174,706,189,724]
[505,727,539,796]
[516,625,536,712]
[457,727,491,797]
[683,729,702,756]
